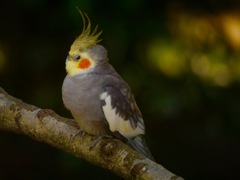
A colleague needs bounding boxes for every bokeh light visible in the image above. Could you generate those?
[147,8,240,87]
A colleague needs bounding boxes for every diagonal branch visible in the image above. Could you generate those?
[0,87,183,179]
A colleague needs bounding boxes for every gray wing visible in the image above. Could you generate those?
[100,83,145,139]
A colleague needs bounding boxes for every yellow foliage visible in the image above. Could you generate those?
[147,41,187,78]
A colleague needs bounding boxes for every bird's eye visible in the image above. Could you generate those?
[74,55,81,60]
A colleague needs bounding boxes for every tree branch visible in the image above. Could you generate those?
[0,87,183,179]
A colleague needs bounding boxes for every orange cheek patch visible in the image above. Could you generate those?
[78,58,91,69]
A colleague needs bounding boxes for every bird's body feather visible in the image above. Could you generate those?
[62,12,154,160]
[63,61,143,136]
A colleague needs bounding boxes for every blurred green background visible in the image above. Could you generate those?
[1,0,240,179]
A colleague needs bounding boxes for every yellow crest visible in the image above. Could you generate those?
[70,10,102,52]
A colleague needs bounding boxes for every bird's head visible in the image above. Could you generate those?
[66,11,106,76]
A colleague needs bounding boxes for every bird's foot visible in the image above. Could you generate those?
[89,135,113,150]
[70,129,86,139]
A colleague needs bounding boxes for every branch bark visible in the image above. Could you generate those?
[0,87,183,179]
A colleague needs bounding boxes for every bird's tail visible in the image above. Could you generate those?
[127,135,155,161]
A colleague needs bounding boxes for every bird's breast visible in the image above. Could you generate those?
[62,74,108,135]
[62,74,102,113]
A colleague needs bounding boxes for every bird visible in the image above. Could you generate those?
[62,11,154,161]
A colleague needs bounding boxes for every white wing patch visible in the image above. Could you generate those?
[100,92,144,139]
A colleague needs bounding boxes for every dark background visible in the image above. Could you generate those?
[0,0,240,179]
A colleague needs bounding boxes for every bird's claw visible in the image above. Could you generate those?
[89,135,113,150]
[70,129,86,139]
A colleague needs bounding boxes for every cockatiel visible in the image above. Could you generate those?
[62,12,154,161]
